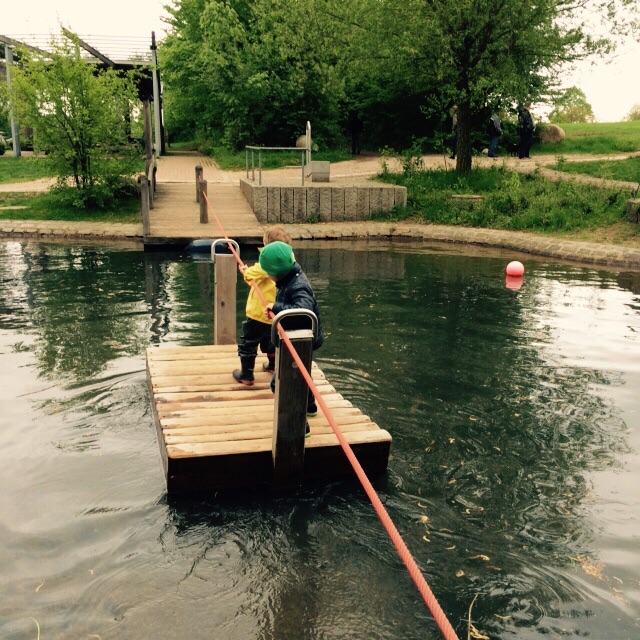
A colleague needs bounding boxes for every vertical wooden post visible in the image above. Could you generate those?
[5,45,21,157]
[272,328,313,487]
[139,175,150,237]
[195,165,203,202]
[213,253,237,345]
[199,179,208,223]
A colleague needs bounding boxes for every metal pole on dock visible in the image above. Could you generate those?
[199,179,208,223]
[211,239,239,345]
[150,31,166,155]
[271,310,317,488]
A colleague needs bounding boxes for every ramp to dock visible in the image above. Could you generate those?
[147,344,392,492]
[146,183,264,246]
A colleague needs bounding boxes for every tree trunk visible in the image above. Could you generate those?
[456,100,472,174]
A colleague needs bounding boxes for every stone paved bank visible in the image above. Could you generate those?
[1,220,639,270]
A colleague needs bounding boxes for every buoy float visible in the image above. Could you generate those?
[505,260,525,277]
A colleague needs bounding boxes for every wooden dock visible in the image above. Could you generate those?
[145,182,264,247]
[147,344,392,492]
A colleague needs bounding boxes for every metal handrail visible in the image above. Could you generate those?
[245,146,309,186]
[271,309,318,347]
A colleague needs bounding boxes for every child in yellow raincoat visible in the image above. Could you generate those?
[232,226,292,385]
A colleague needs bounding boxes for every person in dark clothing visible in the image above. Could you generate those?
[449,105,458,159]
[486,113,502,158]
[517,103,535,159]
[260,242,324,420]
[347,111,363,155]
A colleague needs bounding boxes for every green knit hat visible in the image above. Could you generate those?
[259,241,294,277]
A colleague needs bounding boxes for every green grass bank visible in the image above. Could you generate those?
[0,191,141,224]
[0,156,57,184]
[535,121,640,155]
[551,157,640,183]
[377,165,637,236]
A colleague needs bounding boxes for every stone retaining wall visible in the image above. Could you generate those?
[240,179,406,223]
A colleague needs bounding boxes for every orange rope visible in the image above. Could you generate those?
[201,192,460,640]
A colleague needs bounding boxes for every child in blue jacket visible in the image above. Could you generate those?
[260,241,323,416]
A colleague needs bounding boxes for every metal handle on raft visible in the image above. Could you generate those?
[271,309,318,347]
[210,238,240,262]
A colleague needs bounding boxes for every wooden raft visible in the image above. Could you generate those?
[147,344,392,492]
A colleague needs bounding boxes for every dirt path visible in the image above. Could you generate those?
[227,151,639,190]
[2,150,637,193]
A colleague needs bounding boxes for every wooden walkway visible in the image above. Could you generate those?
[146,182,264,246]
[147,344,392,492]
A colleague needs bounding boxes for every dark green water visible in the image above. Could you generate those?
[1,239,639,640]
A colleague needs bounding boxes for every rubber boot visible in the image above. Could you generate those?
[307,389,317,417]
[233,356,255,386]
[262,354,275,372]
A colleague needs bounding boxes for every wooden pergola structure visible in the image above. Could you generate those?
[0,31,165,157]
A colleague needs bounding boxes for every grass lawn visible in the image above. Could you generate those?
[535,121,640,155]
[550,157,640,183]
[377,165,638,238]
[0,156,57,184]
[0,191,141,223]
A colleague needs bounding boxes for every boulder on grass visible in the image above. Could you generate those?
[540,124,566,144]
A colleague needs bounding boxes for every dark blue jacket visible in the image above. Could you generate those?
[272,263,323,350]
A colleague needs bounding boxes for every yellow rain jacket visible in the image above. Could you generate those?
[243,263,275,324]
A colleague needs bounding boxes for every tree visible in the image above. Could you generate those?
[374,0,639,172]
[8,33,140,207]
[161,0,349,148]
[159,0,638,169]
[625,104,640,121]
[549,87,595,123]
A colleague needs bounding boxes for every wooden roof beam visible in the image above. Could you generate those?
[0,35,51,57]
[61,28,115,66]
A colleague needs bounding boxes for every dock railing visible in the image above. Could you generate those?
[245,146,309,186]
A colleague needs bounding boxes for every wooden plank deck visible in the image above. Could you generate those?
[147,344,392,492]
[146,183,264,246]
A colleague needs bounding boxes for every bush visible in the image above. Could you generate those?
[0,140,5,156]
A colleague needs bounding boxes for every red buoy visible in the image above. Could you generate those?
[506,261,525,277]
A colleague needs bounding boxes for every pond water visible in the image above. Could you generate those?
[1,239,639,640]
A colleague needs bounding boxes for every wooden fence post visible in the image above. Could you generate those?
[139,175,151,237]
[195,165,203,202]
[211,238,240,344]
[272,328,313,487]
[270,310,317,488]
[213,247,237,345]
[199,179,208,223]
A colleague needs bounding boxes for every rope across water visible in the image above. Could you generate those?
[201,192,461,640]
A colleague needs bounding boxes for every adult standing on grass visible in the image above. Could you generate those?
[518,103,535,159]
[487,112,502,157]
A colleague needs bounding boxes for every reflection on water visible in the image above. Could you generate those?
[0,239,639,639]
